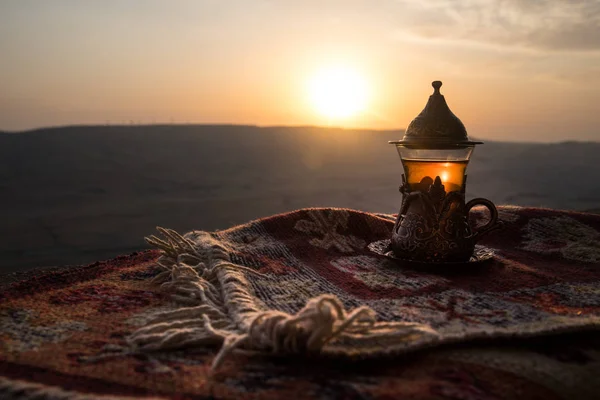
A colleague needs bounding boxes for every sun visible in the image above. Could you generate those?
[308,66,369,120]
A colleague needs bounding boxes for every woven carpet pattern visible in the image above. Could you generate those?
[1,206,599,399]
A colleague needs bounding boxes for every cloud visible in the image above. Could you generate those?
[394,0,600,52]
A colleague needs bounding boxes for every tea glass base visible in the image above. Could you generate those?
[368,239,495,267]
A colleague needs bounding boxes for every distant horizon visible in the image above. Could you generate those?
[1,122,598,144]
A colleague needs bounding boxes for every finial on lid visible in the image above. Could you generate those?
[432,81,442,94]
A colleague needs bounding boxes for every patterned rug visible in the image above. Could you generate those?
[1,206,599,399]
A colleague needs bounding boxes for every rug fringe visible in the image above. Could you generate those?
[129,227,437,369]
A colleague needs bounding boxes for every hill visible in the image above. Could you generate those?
[1,125,599,271]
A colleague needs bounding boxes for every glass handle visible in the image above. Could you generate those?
[465,198,503,240]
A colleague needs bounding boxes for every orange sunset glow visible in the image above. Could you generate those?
[308,65,369,120]
[1,1,600,142]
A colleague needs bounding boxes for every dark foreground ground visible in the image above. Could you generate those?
[1,125,599,272]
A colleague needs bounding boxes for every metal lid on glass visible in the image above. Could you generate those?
[389,81,483,148]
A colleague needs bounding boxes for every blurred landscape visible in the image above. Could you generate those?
[1,124,600,272]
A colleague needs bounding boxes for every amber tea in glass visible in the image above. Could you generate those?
[395,146,473,193]
[401,159,468,194]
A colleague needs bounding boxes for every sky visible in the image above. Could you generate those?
[1,0,600,142]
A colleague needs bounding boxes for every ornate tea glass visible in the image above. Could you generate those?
[388,81,502,263]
